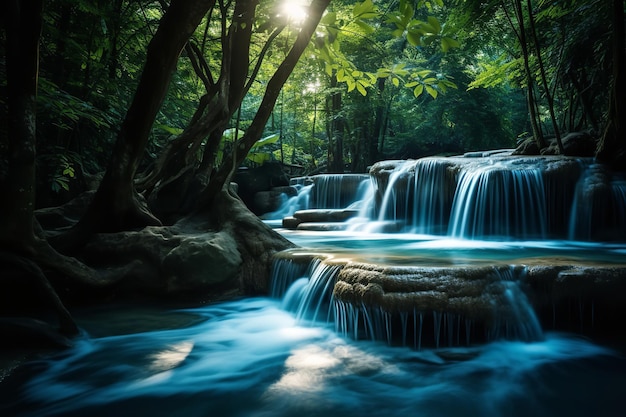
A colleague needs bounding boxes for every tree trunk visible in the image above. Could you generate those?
[597,0,626,169]
[198,0,332,209]
[526,0,563,153]
[328,74,345,173]
[64,0,216,241]
[371,78,387,164]
[2,0,43,252]
[136,0,263,218]
[2,0,81,337]
[506,0,546,149]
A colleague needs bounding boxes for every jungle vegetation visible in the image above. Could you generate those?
[0,0,624,344]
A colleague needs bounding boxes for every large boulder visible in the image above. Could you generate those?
[162,232,241,293]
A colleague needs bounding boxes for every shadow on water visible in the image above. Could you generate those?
[0,298,625,417]
[3,155,626,416]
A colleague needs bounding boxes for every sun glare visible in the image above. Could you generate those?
[281,0,308,23]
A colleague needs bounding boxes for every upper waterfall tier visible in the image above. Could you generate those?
[361,155,626,241]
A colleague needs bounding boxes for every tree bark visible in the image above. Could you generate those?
[526,0,563,153]
[137,0,267,216]
[2,0,84,338]
[65,0,216,240]
[198,0,332,209]
[505,0,546,150]
[2,0,43,252]
[328,74,346,173]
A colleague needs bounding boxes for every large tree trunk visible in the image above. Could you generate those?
[2,0,80,337]
[198,0,332,209]
[64,0,215,242]
[136,0,262,218]
[2,0,43,252]
[597,0,626,169]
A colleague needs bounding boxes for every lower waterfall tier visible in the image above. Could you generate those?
[271,251,626,348]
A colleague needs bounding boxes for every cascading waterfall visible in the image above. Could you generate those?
[269,256,311,298]
[263,184,313,220]
[409,158,457,234]
[266,174,371,220]
[274,154,624,241]
[370,158,455,234]
[309,174,370,209]
[270,256,544,349]
[448,164,548,239]
[272,257,342,323]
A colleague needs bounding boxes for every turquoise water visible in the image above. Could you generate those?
[2,228,625,416]
[278,229,626,266]
[1,298,624,417]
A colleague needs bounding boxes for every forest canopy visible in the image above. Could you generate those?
[0,0,624,345]
[2,0,623,212]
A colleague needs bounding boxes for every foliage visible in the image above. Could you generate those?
[2,0,618,207]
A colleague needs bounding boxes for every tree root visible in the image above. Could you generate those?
[0,249,79,337]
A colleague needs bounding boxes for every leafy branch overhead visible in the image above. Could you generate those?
[315,0,460,97]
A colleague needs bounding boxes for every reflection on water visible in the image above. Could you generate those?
[277,229,626,266]
[1,298,624,417]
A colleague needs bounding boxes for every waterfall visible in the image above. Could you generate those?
[264,184,313,220]
[269,256,311,298]
[375,161,414,227]
[270,257,342,323]
[265,174,370,220]
[448,164,548,239]
[409,158,456,234]
[310,174,370,209]
[270,257,544,349]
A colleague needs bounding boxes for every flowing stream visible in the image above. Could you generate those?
[2,232,626,417]
[2,155,626,416]
[1,295,624,417]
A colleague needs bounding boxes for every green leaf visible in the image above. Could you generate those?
[413,84,424,97]
[356,81,367,96]
[406,30,422,46]
[253,133,280,148]
[325,62,333,76]
[222,128,246,141]
[391,63,409,76]
[63,167,75,177]
[392,77,400,87]
[320,11,336,25]
[441,38,450,52]
[441,37,460,52]
[353,0,376,18]
[392,28,405,38]
[247,152,273,164]
[427,16,441,34]
[355,19,376,34]
[376,68,391,78]
[425,85,438,98]
[158,124,183,135]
